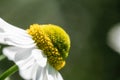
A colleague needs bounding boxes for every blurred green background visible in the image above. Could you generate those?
[0,0,120,80]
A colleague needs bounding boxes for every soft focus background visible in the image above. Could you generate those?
[0,0,120,80]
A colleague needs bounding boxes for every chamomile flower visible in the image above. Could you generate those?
[0,18,70,80]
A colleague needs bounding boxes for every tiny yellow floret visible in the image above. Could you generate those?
[27,24,70,70]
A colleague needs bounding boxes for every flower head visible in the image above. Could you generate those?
[0,18,70,80]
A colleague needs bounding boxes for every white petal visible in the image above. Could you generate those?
[0,33,8,44]
[56,71,63,80]
[32,49,47,67]
[6,33,35,45]
[0,18,35,48]
[46,63,63,80]
[19,62,38,79]
[16,55,34,70]
[14,48,32,61]
[19,66,35,79]
[16,55,37,79]
[3,46,32,61]
[17,55,46,80]
[0,33,35,48]
[0,18,25,34]
[3,46,18,61]
[35,63,63,80]
[33,66,44,80]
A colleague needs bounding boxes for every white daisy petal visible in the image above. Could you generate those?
[42,66,49,80]
[16,55,34,70]
[0,33,8,44]
[0,18,35,48]
[3,46,32,61]
[19,66,35,80]
[32,49,47,67]
[56,71,63,80]
[0,32,35,48]
[0,18,26,35]
[5,38,35,48]
[35,63,63,80]
[33,66,44,80]
[16,55,37,79]
[19,62,38,79]
[15,48,32,61]
[34,65,52,80]
[0,33,35,48]
[6,34,35,45]
[3,46,19,61]
[46,63,63,80]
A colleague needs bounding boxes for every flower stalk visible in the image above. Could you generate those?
[0,64,18,80]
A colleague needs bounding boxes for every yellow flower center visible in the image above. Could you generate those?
[27,24,70,70]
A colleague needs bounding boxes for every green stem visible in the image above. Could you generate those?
[0,64,18,80]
